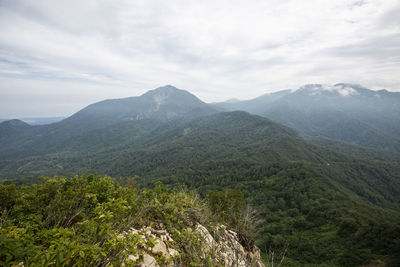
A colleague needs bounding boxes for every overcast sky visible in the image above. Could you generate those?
[1,0,399,117]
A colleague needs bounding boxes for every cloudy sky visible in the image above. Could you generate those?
[0,0,399,117]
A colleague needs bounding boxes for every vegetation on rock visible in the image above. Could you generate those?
[0,174,261,266]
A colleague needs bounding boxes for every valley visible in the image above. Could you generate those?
[1,85,400,266]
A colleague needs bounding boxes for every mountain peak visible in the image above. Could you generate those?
[0,119,30,138]
[158,84,178,90]
[297,83,361,97]
[141,85,205,106]
[1,119,30,127]
[61,85,217,129]
[141,85,196,103]
[144,85,181,96]
[334,83,365,89]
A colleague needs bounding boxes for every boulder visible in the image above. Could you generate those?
[151,239,167,256]
[142,252,159,267]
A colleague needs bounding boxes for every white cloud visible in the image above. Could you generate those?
[0,0,399,117]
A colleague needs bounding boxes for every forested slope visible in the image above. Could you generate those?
[1,111,400,266]
[214,84,400,152]
[1,85,400,266]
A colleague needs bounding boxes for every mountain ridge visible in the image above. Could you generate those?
[214,83,400,151]
[1,84,400,265]
[60,85,217,129]
[0,85,218,158]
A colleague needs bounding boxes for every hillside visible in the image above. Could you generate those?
[0,85,218,159]
[1,86,400,266]
[0,174,265,266]
[61,85,217,129]
[0,119,30,140]
[3,111,399,210]
[214,83,400,152]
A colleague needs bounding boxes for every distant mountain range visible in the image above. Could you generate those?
[61,85,217,129]
[0,117,65,125]
[0,85,218,158]
[3,83,400,152]
[1,84,400,266]
[214,83,400,152]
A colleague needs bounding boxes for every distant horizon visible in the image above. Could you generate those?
[1,82,398,119]
[1,1,399,118]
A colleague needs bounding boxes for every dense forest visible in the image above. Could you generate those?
[2,171,400,266]
[1,86,400,266]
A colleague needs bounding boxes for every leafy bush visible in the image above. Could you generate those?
[206,189,258,251]
[0,175,221,266]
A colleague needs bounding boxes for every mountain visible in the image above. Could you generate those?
[1,85,400,266]
[62,85,216,129]
[214,83,400,152]
[0,119,30,131]
[0,117,65,125]
[0,85,218,158]
[215,89,292,113]
[21,117,65,125]
[0,119,31,140]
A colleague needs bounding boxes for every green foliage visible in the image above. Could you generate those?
[1,111,400,266]
[0,175,219,266]
[141,161,400,266]
[205,189,257,251]
[206,189,245,226]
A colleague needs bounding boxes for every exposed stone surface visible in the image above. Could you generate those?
[142,252,158,267]
[121,224,178,266]
[151,239,168,256]
[121,223,264,267]
[195,224,265,267]
[168,248,179,257]
[126,254,139,262]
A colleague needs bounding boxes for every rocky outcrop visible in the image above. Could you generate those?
[196,224,265,267]
[120,223,265,267]
[120,225,179,267]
